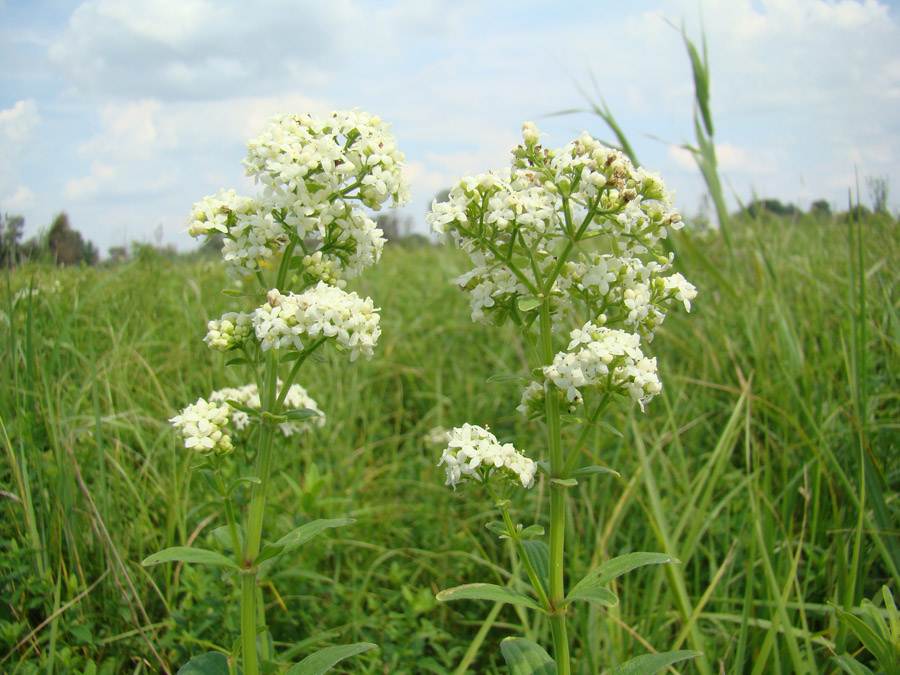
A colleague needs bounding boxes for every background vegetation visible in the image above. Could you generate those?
[1,197,897,673]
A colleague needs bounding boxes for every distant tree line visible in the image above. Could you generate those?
[1,211,99,268]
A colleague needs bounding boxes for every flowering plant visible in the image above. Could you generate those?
[143,110,409,675]
[429,122,698,673]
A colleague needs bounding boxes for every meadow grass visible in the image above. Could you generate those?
[1,208,898,673]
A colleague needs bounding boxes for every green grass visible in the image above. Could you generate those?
[1,211,898,673]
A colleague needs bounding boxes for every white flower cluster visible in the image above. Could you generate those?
[209,381,325,436]
[427,122,692,333]
[169,398,234,456]
[253,282,381,361]
[204,311,254,351]
[187,110,410,281]
[569,254,698,339]
[539,322,662,411]
[438,423,537,489]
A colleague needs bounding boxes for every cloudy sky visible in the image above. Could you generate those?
[1,0,898,255]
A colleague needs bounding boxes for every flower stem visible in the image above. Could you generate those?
[240,349,279,675]
[539,302,570,674]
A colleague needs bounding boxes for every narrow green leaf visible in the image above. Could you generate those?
[883,586,900,641]
[608,650,701,675]
[262,411,287,424]
[225,399,257,416]
[225,356,250,367]
[588,552,677,588]
[200,470,223,496]
[228,476,261,494]
[521,540,550,596]
[560,585,617,608]
[253,544,285,567]
[211,526,238,553]
[566,553,676,606]
[517,296,541,312]
[500,637,557,674]
[285,642,377,675]
[142,546,239,569]
[550,477,577,488]
[271,518,355,555]
[519,524,545,539]
[835,607,894,669]
[436,583,545,613]
[485,521,510,537]
[283,408,323,421]
[570,465,619,479]
[830,654,875,675]
[176,651,233,675]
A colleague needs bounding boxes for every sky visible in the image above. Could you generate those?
[1,0,899,256]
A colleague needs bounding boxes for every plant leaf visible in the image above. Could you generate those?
[608,650,701,675]
[517,296,541,312]
[284,642,377,675]
[519,524,545,539]
[255,518,355,566]
[580,552,677,589]
[570,465,619,479]
[830,654,875,675]
[835,606,894,669]
[561,585,617,608]
[521,540,549,596]
[283,408,323,421]
[564,553,676,608]
[485,521,509,538]
[176,651,233,675]
[436,583,545,613]
[500,637,557,674]
[142,546,239,569]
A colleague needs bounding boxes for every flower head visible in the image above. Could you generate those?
[169,398,234,456]
[253,282,381,361]
[427,123,693,336]
[438,424,537,489]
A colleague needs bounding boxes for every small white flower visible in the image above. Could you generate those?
[543,322,662,411]
[209,381,325,436]
[438,424,537,489]
[170,398,234,456]
[253,282,381,361]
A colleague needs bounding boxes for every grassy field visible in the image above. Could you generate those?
[1,210,898,673]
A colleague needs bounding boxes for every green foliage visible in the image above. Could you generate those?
[0,213,898,672]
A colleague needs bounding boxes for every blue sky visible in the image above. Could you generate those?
[2,0,898,255]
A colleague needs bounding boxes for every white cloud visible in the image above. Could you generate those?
[0,99,40,212]
[0,99,39,152]
[4,0,899,252]
[5,186,35,210]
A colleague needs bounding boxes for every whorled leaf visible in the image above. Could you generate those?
[436,583,545,613]
[141,546,238,569]
[500,637,557,674]
[284,642,377,675]
[608,650,701,675]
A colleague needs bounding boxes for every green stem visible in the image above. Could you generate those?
[539,302,570,674]
[215,472,243,559]
[240,349,279,675]
[488,487,552,612]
